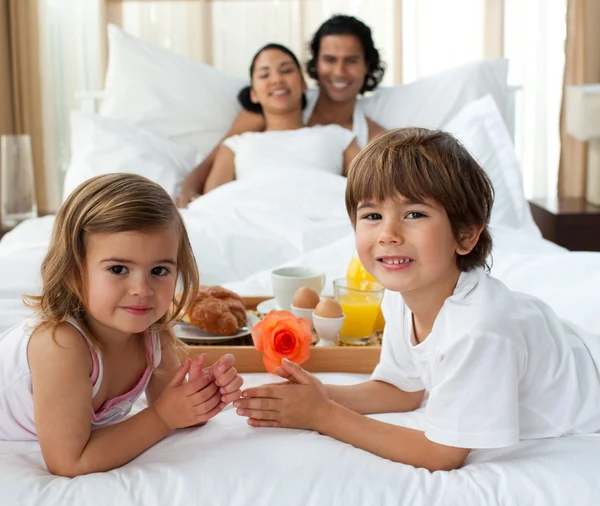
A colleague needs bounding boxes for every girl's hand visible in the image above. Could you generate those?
[153,358,225,430]
[207,353,244,405]
[233,359,331,431]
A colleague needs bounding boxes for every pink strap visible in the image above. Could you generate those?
[91,331,154,419]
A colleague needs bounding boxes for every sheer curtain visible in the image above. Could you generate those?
[37,0,566,208]
[37,0,104,210]
[114,0,399,85]
[402,0,567,199]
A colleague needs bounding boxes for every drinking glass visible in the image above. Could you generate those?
[333,278,384,345]
[1,135,38,230]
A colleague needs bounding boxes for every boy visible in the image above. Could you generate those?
[234,128,600,471]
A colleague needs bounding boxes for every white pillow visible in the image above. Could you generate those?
[443,95,539,233]
[361,59,510,131]
[63,111,201,201]
[100,25,246,155]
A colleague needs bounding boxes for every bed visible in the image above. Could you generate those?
[1,23,600,506]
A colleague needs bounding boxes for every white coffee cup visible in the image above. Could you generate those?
[271,266,325,310]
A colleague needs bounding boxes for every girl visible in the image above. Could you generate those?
[177,15,385,205]
[0,173,243,477]
[234,128,600,472]
[202,43,359,193]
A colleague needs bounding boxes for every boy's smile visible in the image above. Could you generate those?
[377,255,413,270]
[355,195,464,302]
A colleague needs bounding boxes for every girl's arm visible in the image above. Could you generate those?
[343,140,361,175]
[29,324,219,477]
[203,145,235,193]
[176,110,265,206]
[145,336,181,406]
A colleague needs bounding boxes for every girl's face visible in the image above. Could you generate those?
[354,195,473,299]
[83,226,180,341]
[250,49,306,114]
[315,34,368,104]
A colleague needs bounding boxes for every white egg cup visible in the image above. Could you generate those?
[312,313,345,347]
[290,305,315,324]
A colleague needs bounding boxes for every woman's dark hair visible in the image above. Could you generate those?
[306,14,385,94]
[237,43,307,114]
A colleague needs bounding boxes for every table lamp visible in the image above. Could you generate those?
[565,84,600,206]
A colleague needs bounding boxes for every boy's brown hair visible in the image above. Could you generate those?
[345,128,494,271]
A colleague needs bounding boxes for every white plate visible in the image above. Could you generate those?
[175,312,260,344]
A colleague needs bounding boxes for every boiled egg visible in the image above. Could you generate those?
[314,298,343,318]
[292,286,320,309]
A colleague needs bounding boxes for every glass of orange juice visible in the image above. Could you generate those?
[346,255,386,331]
[333,278,384,345]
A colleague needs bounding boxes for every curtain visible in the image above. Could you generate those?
[106,0,399,86]
[558,0,600,199]
[0,0,47,213]
[37,0,104,210]
[503,0,567,199]
[402,0,566,199]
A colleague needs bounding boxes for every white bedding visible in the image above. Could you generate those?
[1,171,600,505]
[1,373,599,506]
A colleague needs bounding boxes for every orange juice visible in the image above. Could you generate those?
[338,294,381,339]
[346,255,386,331]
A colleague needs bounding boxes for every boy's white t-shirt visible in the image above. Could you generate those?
[372,268,600,449]
[222,125,354,181]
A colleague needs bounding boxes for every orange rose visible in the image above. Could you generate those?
[251,310,312,373]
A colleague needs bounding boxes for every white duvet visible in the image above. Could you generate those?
[1,170,600,505]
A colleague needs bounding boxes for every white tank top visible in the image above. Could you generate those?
[303,88,370,149]
[0,318,161,441]
[223,124,354,181]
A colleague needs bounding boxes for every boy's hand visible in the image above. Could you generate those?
[233,359,331,431]
[205,353,244,405]
[153,358,225,430]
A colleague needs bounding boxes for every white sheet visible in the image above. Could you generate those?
[1,170,600,505]
[0,373,598,505]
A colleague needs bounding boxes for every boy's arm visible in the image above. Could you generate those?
[320,402,470,472]
[325,380,424,414]
[237,360,468,472]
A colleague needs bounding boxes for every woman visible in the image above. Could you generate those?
[203,44,359,193]
[176,15,385,206]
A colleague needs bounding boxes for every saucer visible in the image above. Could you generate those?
[256,298,279,315]
[175,312,260,344]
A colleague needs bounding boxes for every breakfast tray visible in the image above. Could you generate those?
[184,296,382,374]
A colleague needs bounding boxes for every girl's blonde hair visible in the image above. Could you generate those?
[25,173,199,363]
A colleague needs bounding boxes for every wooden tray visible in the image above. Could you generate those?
[184,296,381,374]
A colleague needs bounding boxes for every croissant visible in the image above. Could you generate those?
[187,286,247,336]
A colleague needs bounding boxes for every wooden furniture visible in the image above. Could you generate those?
[184,296,382,374]
[0,226,13,240]
[529,197,600,251]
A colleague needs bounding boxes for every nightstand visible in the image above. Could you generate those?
[529,197,600,251]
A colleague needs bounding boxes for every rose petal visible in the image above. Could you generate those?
[262,353,282,374]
